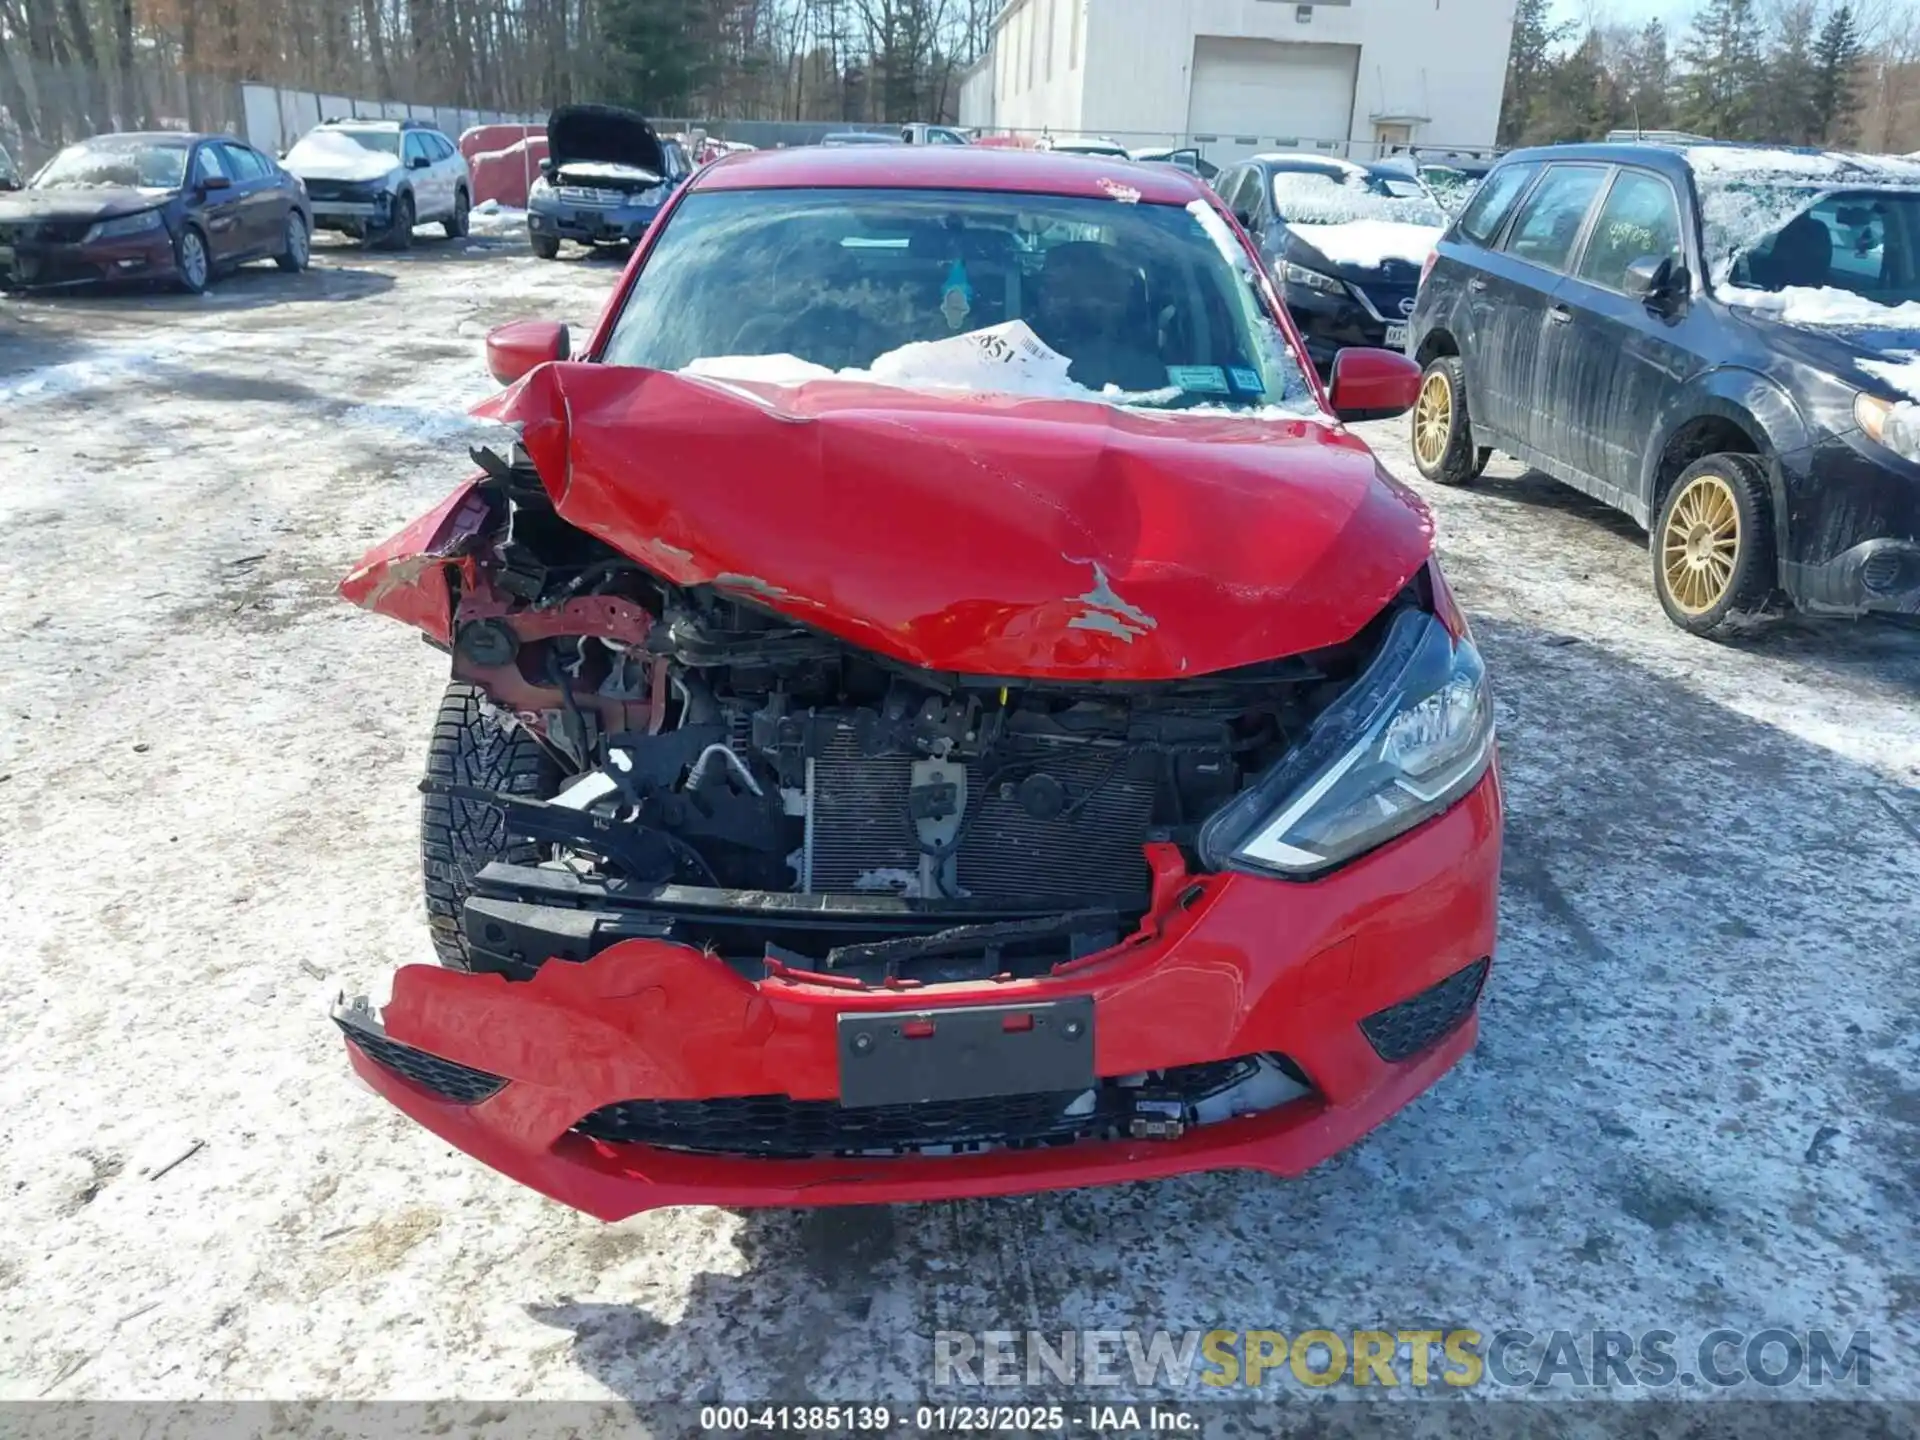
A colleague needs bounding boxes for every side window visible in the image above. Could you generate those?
[194,145,230,182]
[1456,161,1539,245]
[1574,169,1684,291]
[404,132,428,167]
[1500,164,1609,272]
[431,133,457,161]
[221,143,268,180]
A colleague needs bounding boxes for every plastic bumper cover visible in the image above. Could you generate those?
[339,769,1502,1219]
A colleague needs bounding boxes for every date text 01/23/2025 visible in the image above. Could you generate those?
[698,1404,1203,1433]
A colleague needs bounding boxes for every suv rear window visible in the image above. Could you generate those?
[1456,162,1538,245]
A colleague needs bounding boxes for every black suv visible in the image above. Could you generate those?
[1409,141,1920,635]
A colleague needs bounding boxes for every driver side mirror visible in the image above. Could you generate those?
[1328,347,1421,423]
[486,319,571,385]
[409,153,431,170]
[1624,255,1689,313]
[538,157,554,179]
[200,174,231,192]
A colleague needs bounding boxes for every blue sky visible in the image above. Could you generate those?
[1552,0,1691,29]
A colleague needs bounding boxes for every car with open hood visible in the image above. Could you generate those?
[1409,141,1920,634]
[526,105,689,258]
[0,131,310,293]
[283,117,470,248]
[335,145,1501,1221]
[1214,153,1448,378]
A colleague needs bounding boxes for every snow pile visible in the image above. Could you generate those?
[1288,219,1442,269]
[1720,284,1920,330]
[1861,353,1920,402]
[283,129,400,183]
[685,320,1098,402]
[466,199,528,236]
[554,160,661,188]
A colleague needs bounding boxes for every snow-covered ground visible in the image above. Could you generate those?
[1,237,1916,1412]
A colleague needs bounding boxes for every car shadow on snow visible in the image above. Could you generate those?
[1463,464,1920,688]
[0,259,395,320]
[521,617,1920,1407]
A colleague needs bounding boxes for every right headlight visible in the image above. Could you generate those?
[1199,608,1495,878]
[1282,261,1346,296]
[529,175,552,197]
[1855,392,1920,465]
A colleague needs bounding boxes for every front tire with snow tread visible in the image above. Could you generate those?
[421,684,560,970]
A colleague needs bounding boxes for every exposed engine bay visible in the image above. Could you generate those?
[431,443,1390,976]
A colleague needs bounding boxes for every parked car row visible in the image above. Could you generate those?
[0,115,478,293]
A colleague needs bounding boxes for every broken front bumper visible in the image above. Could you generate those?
[340,771,1502,1219]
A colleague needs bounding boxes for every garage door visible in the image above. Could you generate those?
[1185,37,1359,169]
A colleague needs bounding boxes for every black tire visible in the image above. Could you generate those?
[383,191,416,251]
[530,231,560,260]
[173,225,210,294]
[421,684,560,970]
[274,209,310,272]
[1651,453,1777,637]
[1410,356,1490,486]
[443,187,470,239]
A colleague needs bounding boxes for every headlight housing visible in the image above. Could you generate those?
[1855,392,1920,465]
[529,176,552,198]
[1200,607,1495,878]
[1282,261,1347,296]
[628,183,667,207]
[85,210,164,242]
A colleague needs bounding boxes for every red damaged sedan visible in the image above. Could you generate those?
[337,147,1502,1220]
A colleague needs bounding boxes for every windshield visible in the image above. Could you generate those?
[601,187,1316,413]
[327,128,401,156]
[1270,171,1447,227]
[1715,185,1920,308]
[33,139,187,190]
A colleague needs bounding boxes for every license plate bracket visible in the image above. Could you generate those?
[1385,321,1409,349]
[838,998,1095,1107]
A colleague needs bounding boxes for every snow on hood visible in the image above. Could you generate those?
[1862,353,1920,402]
[1720,284,1920,331]
[551,159,662,188]
[1287,220,1442,271]
[283,129,401,183]
[547,104,664,175]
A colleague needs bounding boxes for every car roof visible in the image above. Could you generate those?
[322,116,437,131]
[1250,152,1367,174]
[71,131,207,148]
[692,144,1211,204]
[1496,139,1920,186]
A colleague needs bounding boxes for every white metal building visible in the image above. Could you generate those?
[958,0,1516,167]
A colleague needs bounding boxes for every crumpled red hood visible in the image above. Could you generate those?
[474,363,1433,680]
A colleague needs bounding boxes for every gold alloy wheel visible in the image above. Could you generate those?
[1661,472,1742,614]
[1413,371,1452,468]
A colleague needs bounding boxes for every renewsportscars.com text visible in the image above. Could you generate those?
[933,1328,1873,1391]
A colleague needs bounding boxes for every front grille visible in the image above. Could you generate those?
[807,727,1156,906]
[1360,958,1489,1062]
[574,1056,1274,1158]
[556,185,625,208]
[1,218,92,245]
[337,1019,507,1104]
[302,179,377,204]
